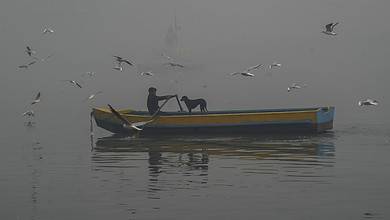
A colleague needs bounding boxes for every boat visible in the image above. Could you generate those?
[91,106,335,135]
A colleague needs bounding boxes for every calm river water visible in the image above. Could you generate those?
[1,122,389,220]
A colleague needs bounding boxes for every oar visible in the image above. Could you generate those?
[90,111,95,151]
[175,95,184,112]
[150,95,175,119]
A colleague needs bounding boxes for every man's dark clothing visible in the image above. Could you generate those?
[147,94,170,115]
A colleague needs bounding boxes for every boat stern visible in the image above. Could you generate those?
[315,107,335,132]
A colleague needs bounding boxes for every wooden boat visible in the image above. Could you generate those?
[92,106,334,135]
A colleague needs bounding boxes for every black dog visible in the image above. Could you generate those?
[180,96,208,113]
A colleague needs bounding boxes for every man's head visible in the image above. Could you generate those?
[148,87,157,95]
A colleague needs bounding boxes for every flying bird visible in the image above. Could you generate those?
[140,71,154,77]
[287,83,307,92]
[246,64,263,72]
[358,99,378,106]
[42,27,54,34]
[25,46,36,57]
[31,92,41,105]
[113,56,134,66]
[269,62,282,69]
[18,61,37,69]
[64,80,82,88]
[165,62,185,68]
[108,104,154,131]
[322,22,339,36]
[22,110,35,117]
[230,72,255,77]
[85,91,103,101]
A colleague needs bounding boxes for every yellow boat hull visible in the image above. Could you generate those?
[92,107,334,135]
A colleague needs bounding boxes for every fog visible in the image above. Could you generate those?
[1,0,389,137]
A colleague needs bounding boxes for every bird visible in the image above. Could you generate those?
[25,46,36,57]
[165,62,185,68]
[269,62,282,69]
[42,27,54,34]
[64,80,82,88]
[18,61,37,69]
[246,64,263,72]
[230,72,255,77]
[31,92,41,105]
[358,99,378,106]
[108,104,154,131]
[22,110,35,117]
[287,83,307,92]
[322,22,339,36]
[140,71,154,77]
[113,56,134,66]
[85,91,103,101]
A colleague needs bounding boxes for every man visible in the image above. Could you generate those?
[147,87,176,115]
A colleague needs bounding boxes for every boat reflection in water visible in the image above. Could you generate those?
[92,133,335,199]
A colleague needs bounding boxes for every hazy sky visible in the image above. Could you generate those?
[1,0,389,134]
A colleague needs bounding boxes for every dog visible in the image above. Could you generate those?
[180,96,208,113]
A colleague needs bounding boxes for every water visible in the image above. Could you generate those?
[1,122,389,220]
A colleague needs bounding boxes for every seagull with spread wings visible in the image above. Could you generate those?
[18,61,37,69]
[63,80,82,88]
[108,104,154,131]
[230,72,255,77]
[358,99,378,106]
[25,46,36,57]
[42,27,54,35]
[31,92,41,105]
[113,55,134,66]
[322,22,339,36]
[165,62,185,68]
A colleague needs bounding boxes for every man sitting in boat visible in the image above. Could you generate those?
[147,87,176,115]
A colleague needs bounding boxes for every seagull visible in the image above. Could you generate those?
[140,71,154,77]
[108,104,154,131]
[165,62,185,68]
[85,91,103,101]
[113,56,134,66]
[287,83,307,92]
[64,80,82,88]
[31,92,41,105]
[246,64,263,72]
[18,61,37,69]
[25,46,36,57]
[230,72,255,77]
[42,27,54,34]
[322,22,339,36]
[22,110,35,117]
[358,99,378,106]
[269,62,282,69]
